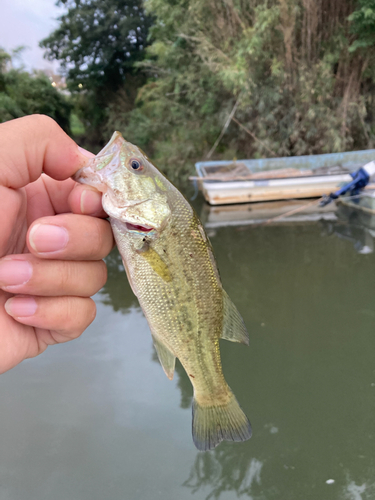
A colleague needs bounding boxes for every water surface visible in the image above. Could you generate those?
[1,201,375,500]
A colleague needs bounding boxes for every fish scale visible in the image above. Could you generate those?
[74,131,252,451]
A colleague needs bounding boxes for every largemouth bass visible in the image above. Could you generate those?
[74,132,252,450]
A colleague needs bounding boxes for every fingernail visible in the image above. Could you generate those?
[81,188,102,214]
[29,224,69,253]
[5,297,37,317]
[78,146,95,158]
[0,259,32,287]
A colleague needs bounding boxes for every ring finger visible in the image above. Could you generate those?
[0,255,107,297]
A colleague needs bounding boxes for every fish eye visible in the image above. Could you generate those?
[129,158,143,171]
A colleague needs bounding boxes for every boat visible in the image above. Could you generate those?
[194,150,375,205]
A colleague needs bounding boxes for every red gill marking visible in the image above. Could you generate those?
[126,222,153,232]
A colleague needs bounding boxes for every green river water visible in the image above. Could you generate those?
[1,198,375,500]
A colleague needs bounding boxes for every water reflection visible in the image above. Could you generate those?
[199,197,375,256]
[100,249,138,312]
[344,480,367,500]
[323,203,375,255]
[184,451,263,499]
[336,200,375,231]
[339,469,375,500]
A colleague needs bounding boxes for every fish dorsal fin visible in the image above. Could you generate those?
[152,335,176,380]
[221,290,249,345]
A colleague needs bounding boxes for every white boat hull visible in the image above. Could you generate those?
[201,174,352,205]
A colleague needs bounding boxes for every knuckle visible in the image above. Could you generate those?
[89,219,110,258]
[64,296,84,330]
[66,297,96,336]
[97,260,108,288]
[32,114,58,132]
[57,261,73,291]
[74,296,96,325]
[93,220,104,256]
[88,299,97,324]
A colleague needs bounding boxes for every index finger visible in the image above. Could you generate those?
[0,115,91,189]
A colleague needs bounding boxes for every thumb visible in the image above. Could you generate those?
[0,115,93,189]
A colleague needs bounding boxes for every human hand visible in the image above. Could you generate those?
[0,115,114,373]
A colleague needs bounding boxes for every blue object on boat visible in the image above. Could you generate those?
[319,161,375,207]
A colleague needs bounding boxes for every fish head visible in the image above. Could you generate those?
[74,132,172,235]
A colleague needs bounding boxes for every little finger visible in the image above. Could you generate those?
[4,295,96,341]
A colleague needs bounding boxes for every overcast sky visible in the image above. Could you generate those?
[0,0,64,72]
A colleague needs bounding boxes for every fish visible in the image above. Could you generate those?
[74,132,252,451]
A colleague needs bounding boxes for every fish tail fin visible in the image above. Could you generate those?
[192,391,252,451]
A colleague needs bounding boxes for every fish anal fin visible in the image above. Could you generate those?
[221,290,249,345]
[152,335,176,380]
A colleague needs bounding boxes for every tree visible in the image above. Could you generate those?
[110,0,375,180]
[0,48,71,132]
[349,0,375,52]
[40,0,153,144]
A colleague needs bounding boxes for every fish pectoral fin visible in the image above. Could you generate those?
[221,290,249,345]
[152,335,176,380]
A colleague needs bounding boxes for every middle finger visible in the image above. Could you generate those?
[27,213,114,261]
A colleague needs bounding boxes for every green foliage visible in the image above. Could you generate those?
[0,48,71,132]
[40,0,153,144]
[41,0,152,92]
[70,112,85,135]
[349,0,375,52]
[105,0,375,181]
[0,50,11,75]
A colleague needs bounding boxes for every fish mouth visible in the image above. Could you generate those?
[125,222,155,233]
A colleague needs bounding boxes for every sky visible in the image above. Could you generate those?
[0,0,64,72]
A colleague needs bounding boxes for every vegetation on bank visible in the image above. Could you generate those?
[0,48,71,132]
[3,1,375,180]
[121,0,375,180]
